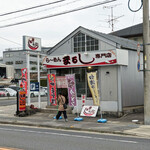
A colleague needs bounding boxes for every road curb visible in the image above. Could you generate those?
[0,120,138,137]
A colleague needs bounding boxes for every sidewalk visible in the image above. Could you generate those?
[0,102,150,138]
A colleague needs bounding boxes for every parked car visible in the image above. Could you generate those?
[0,88,17,97]
[9,85,20,92]
[0,91,7,97]
[30,87,47,97]
[41,86,47,95]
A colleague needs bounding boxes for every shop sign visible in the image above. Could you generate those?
[65,74,77,106]
[80,105,98,117]
[43,49,128,68]
[18,90,26,111]
[87,72,100,106]
[47,74,57,106]
[21,68,28,94]
[43,50,117,68]
[56,76,67,88]
[23,36,41,51]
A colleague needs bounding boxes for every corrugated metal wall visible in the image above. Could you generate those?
[121,50,144,107]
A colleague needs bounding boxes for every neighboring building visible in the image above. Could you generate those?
[0,63,14,79]
[0,57,3,64]
[110,22,145,44]
[3,47,50,80]
[43,26,143,115]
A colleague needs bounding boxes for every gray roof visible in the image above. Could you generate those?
[47,26,139,54]
[82,27,138,50]
[110,22,144,37]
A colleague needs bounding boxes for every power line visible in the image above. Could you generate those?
[0,0,66,17]
[0,36,21,45]
[0,0,116,28]
[0,0,81,23]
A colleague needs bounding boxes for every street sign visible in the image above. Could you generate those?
[137,60,140,72]
[30,82,39,91]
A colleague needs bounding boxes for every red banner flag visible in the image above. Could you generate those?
[47,74,57,106]
[21,68,28,94]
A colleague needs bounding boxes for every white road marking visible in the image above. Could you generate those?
[0,127,138,144]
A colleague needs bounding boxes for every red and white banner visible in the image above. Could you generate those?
[80,106,98,117]
[21,68,28,94]
[47,74,57,106]
[42,49,128,69]
[56,76,67,88]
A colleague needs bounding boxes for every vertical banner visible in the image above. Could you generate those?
[18,91,26,111]
[21,68,28,94]
[87,72,100,106]
[47,74,57,106]
[65,74,77,107]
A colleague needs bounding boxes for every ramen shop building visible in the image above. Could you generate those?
[43,26,143,115]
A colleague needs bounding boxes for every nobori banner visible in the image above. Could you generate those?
[43,49,128,68]
[23,36,41,51]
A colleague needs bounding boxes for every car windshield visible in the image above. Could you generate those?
[0,89,5,91]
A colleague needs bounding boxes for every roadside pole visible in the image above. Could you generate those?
[27,51,31,106]
[143,0,150,125]
[37,52,41,108]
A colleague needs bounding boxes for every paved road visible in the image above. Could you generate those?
[0,97,47,106]
[0,124,149,150]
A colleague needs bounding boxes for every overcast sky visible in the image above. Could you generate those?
[0,0,144,57]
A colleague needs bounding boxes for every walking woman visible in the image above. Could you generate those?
[56,93,68,122]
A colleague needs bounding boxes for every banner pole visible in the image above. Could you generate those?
[37,52,41,108]
[27,51,30,106]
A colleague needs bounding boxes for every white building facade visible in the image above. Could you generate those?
[43,26,144,114]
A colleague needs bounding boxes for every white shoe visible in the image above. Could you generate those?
[65,119,68,122]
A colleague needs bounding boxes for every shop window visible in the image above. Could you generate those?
[5,53,13,57]
[73,67,86,97]
[15,61,23,64]
[6,61,13,65]
[73,32,99,52]
[52,66,98,98]
[30,61,37,65]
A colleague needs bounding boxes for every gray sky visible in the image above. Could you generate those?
[0,0,144,57]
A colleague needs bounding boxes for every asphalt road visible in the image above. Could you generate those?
[0,96,47,106]
[0,124,149,150]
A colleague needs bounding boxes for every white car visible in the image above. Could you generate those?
[30,87,46,97]
[41,87,47,95]
[0,88,17,97]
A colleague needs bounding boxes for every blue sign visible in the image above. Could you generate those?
[137,60,140,72]
[30,82,39,91]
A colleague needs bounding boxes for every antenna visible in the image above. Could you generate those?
[103,4,123,31]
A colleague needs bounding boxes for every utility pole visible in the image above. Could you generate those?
[143,0,150,125]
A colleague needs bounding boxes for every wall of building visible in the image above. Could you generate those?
[121,50,143,107]
[50,39,73,55]
[99,66,118,112]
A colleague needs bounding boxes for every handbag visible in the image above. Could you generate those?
[63,103,67,109]
[61,96,67,109]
